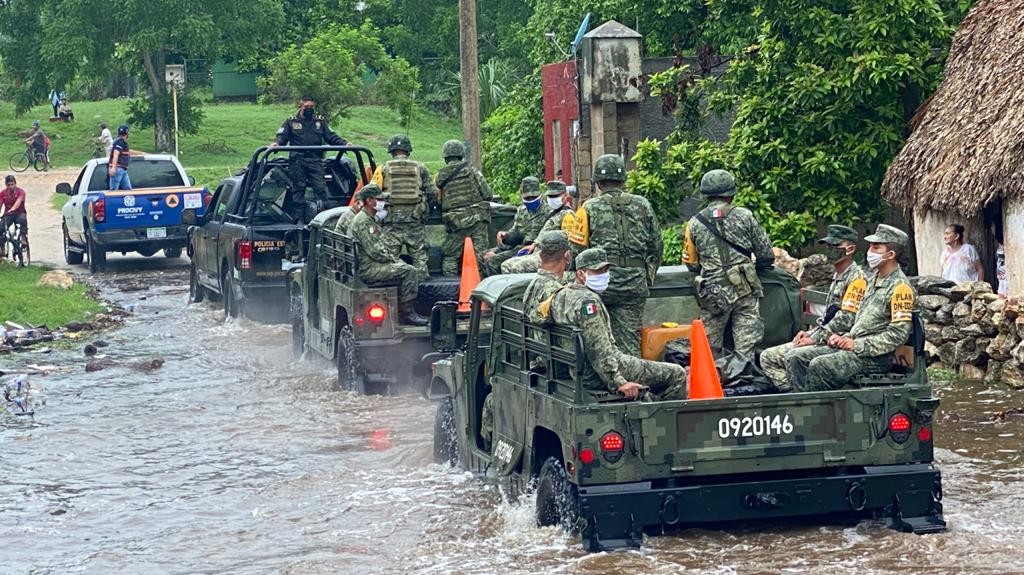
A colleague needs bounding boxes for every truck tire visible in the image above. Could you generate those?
[336,325,366,393]
[535,457,580,532]
[189,261,205,303]
[86,231,106,273]
[164,247,183,259]
[417,277,461,305]
[290,289,304,359]
[432,397,459,466]
[63,223,83,265]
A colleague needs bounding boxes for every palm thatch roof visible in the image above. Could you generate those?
[882,0,1024,216]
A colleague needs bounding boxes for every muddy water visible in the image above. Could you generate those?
[2,268,1023,575]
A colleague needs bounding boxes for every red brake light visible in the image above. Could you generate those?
[203,193,212,209]
[367,304,386,324]
[238,240,253,270]
[917,426,932,443]
[93,197,106,223]
[578,448,595,464]
[600,431,625,453]
[888,412,912,443]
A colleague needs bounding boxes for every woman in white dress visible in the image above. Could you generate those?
[940,223,983,283]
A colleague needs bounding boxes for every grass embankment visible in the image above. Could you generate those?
[0,100,463,189]
[0,265,104,327]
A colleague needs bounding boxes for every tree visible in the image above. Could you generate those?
[0,0,284,149]
[258,22,420,125]
[631,0,957,249]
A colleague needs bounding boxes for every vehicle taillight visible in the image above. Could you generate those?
[202,193,212,209]
[367,304,386,325]
[599,431,625,462]
[917,426,932,443]
[92,197,106,223]
[888,412,912,443]
[578,447,595,464]
[238,240,253,270]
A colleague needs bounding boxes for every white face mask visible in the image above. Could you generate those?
[585,271,610,293]
[866,251,885,270]
[375,203,389,222]
[547,196,563,209]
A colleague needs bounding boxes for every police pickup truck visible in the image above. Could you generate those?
[185,145,375,320]
[58,154,209,273]
[428,268,945,551]
[289,201,515,394]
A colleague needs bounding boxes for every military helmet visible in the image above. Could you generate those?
[442,139,464,159]
[387,134,412,154]
[699,169,737,197]
[593,154,626,182]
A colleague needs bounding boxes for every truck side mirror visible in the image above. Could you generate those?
[188,175,196,186]
[181,209,198,226]
[430,301,459,351]
[56,182,73,196]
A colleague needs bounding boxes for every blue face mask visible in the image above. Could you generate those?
[523,196,542,213]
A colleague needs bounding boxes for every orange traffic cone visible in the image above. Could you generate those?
[688,319,724,400]
[457,237,482,312]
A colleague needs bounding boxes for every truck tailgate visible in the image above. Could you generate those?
[101,187,207,230]
[245,224,305,281]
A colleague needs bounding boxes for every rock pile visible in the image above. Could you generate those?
[912,276,1023,387]
[773,248,833,287]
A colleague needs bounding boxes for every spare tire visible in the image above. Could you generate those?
[417,277,461,305]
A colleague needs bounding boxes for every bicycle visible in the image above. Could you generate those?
[2,220,30,267]
[8,146,47,173]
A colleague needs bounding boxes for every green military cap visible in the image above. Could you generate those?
[818,224,859,245]
[863,223,908,247]
[520,176,541,196]
[545,180,567,196]
[357,182,385,201]
[534,230,569,252]
[576,247,611,271]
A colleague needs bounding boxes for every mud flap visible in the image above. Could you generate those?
[579,485,644,552]
[887,489,946,534]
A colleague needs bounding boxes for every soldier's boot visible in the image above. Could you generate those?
[399,302,428,326]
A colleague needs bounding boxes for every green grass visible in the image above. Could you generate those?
[51,192,70,212]
[0,264,104,328]
[0,100,463,189]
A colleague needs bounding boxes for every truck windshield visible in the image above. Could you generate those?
[88,159,186,191]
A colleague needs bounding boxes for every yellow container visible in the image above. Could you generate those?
[640,324,692,361]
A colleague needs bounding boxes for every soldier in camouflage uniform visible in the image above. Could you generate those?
[570,154,661,357]
[435,140,494,275]
[348,184,428,326]
[481,177,551,276]
[500,180,577,274]
[760,225,867,391]
[543,248,686,401]
[787,224,916,391]
[372,134,435,278]
[334,199,362,233]
[683,169,775,358]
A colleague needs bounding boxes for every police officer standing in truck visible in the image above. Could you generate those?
[273,96,347,220]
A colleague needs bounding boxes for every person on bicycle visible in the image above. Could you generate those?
[23,121,49,172]
[0,175,29,248]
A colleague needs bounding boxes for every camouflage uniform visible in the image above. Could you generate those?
[334,206,359,234]
[760,225,866,390]
[572,156,661,357]
[545,249,686,400]
[502,181,576,274]
[482,177,550,276]
[521,231,571,323]
[788,225,916,392]
[683,170,774,358]
[436,140,493,276]
[349,197,420,307]
[370,136,434,278]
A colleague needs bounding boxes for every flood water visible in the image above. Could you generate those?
[2,267,1023,574]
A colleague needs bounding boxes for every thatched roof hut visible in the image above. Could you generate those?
[882,0,1024,217]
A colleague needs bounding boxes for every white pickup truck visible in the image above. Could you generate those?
[58,154,210,272]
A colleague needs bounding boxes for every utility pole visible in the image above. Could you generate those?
[459,0,482,169]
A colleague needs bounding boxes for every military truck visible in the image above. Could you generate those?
[289,201,515,394]
[427,267,945,551]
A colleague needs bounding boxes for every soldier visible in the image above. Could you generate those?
[348,183,428,326]
[683,169,774,358]
[521,231,572,323]
[435,140,494,276]
[570,154,661,357]
[273,96,348,220]
[543,248,686,401]
[759,225,867,391]
[482,177,551,276]
[500,180,576,274]
[786,224,915,391]
[373,134,434,278]
[334,198,362,234]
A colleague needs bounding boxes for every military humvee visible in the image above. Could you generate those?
[428,267,945,551]
[289,203,515,394]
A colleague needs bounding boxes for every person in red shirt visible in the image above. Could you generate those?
[1,175,29,246]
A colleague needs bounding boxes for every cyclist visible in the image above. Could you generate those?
[22,121,49,172]
[0,175,29,252]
